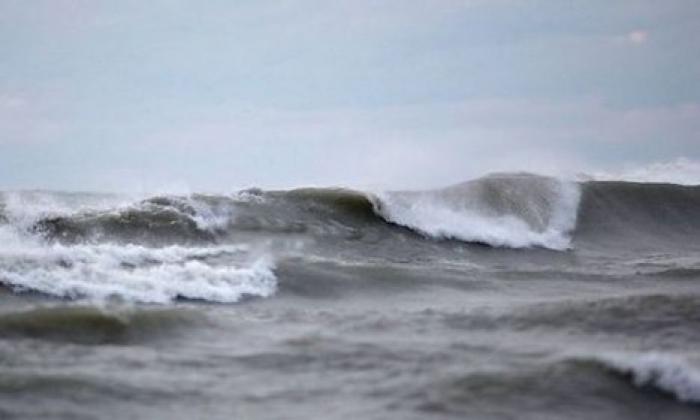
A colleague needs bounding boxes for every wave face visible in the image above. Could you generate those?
[2,173,700,302]
[575,181,700,249]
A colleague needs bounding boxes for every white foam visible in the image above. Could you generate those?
[374,175,581,250]
[0,239,277,304]
[594,352,700,403]
[591,158,700,186]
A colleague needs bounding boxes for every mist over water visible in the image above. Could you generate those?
[1,171,700,419]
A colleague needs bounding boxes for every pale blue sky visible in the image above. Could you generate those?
[1,0,699,191]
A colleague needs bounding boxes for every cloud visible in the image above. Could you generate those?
[610,29,649,47]
[626,30,649,45]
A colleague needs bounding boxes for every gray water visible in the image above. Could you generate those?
[1,174,699,419]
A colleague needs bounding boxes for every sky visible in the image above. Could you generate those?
[1,0,699,192]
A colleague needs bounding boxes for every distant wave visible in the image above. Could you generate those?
[1,173,582,250]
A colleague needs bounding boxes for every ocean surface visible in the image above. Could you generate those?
[1,172,699,419]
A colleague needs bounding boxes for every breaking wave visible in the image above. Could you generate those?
[375,173,580,249]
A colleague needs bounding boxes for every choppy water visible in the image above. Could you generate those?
[1,173,699,419]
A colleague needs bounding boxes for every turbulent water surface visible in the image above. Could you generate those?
[1,173,699,419]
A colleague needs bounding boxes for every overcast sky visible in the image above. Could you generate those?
[1,0,699,191]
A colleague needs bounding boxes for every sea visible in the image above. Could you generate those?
[1,171,699,419]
